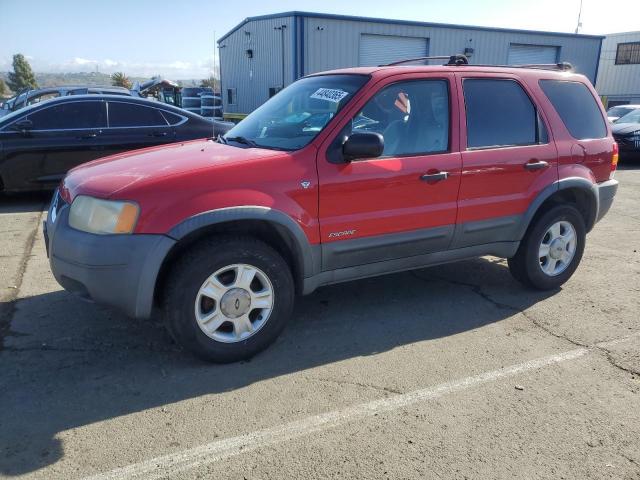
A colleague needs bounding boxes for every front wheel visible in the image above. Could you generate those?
[508,205,586,290]
[163,236,294,363]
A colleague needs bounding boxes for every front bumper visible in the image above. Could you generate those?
[595,178,618,223]
[44,192,175,318]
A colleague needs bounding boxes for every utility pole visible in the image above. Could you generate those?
[575,0,583,34]
[213,30,217,92]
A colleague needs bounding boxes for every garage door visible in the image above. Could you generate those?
[359,34,428,67]
[508,44,559,65]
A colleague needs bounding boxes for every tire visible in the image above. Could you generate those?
[508,205,586,290]
[163,236,295,363]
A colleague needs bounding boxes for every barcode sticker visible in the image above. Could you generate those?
[310,88,349,103]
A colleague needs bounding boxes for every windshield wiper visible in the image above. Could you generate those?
[225,136,258,147]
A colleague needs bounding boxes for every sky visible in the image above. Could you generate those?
[1,0,639,79]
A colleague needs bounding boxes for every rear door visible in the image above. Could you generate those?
[453,73,558,248]
[317,73,462,270]
[101,101,176,157]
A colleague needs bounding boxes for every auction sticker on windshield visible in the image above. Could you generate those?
[311,88,349,103]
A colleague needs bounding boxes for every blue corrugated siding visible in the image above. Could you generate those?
[220,14,602,113]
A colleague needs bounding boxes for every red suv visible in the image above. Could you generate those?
[44,59,619,362]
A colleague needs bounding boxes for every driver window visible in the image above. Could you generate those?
[352,80,449,157]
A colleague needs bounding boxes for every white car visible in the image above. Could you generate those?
[607,104,640,123]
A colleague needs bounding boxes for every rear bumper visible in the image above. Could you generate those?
[44,195,175,318]
[595,178,618,223]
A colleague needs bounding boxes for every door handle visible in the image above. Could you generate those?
[524,160,549,171]
[420,171,449,182]
[78,132,98,139]
[150,131,168,137]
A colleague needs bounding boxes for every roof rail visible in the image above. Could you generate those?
[512,62,574,71]
[382,54,469,67]
[381,56,574,72]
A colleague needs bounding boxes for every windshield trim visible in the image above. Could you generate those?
[223,73,371,152]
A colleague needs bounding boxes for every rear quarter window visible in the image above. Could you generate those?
[539,80,607,140]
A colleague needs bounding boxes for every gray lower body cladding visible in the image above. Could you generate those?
[45,178,618,317]
[45,205,175,319]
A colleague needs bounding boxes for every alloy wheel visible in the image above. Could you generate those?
[194,264,274,343]
[538,220,577,276]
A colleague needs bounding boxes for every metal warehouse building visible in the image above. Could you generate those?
[218,11,604,114]
[595,31,640,107]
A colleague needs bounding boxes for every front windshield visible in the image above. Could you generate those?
[224,74,369,151]
[615,109,640,124]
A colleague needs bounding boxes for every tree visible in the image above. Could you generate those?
[200,75,220,91]
[111,72,132,89]
[0,78,7,97]
[7,54,38,92]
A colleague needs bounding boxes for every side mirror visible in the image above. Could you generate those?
[13,119,33,134]
[342,132,384,161]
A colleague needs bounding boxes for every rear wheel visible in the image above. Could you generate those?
[163,236,294,363]
[508,205,586,290]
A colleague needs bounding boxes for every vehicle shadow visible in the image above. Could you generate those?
[618,153,640,168]
[0,191,50,214]
[0,257,556,475]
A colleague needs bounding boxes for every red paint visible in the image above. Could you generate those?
[62,65,615,247]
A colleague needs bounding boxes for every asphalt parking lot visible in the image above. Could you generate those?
[0,166,639,480]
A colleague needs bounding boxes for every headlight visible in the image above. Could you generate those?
[69,196,139,234]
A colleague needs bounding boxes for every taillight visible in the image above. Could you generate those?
[611,142,619,179]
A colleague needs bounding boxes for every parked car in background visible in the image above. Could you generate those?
[0,85,132,118]
[612,109,640,156]
[606,104,640,123]
[0,95,231,193]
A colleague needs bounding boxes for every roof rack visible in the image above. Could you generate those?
[382,54,469,66]
[382,55,574,72]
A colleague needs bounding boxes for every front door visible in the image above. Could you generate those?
[317,74,461,270]
[0,100,107,190]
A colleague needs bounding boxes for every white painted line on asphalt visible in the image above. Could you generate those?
[80,346,600,480]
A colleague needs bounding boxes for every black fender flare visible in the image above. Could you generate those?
[167,206,321,280]
[516,177,599,240]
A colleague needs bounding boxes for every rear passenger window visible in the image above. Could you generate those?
[108,102,168,128]
[463,79,543,149]
[160,110,184,126]
[539,80,606,140]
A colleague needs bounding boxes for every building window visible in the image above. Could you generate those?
[268,87,282,98]
[615,42,640,65]
[227,88,237,105]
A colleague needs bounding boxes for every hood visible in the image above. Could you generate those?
[611,123,640,135]
[62,139,285,199]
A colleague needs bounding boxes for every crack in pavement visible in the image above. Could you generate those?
[310,376,404,395]
[410,270,639,378]
[0,208,45,352]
